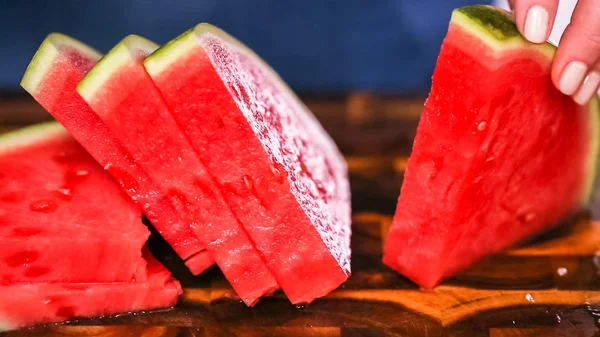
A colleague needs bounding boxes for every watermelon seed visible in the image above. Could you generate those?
[519,212,536,223]
[486,157,495,162]
[75,169,89,177]
[477,121,487,131]
[5,250,40,267]
[44,300,52,305]
[29,200,58,213]
[556,267,568,277]
[270,163,286,183]
[243,175,253,189]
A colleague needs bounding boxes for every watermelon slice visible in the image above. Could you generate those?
[383,5,600,288]
[20,33,214,275]
[0,250,181,332]
[75,35,279,305]
[144,24,352,304]
[0,122,148,283]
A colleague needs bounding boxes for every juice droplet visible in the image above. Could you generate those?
[55,188,73,201]
[525,293,535,303]
[64,168,89,188]
[5,250,40,267]
[556,314,562,324]
[106,166,139,195]
[24,266,51,278]
[556,267,568,277]
[12,227,43,237]
[30,200,58,213]
[243,175,253,189]
[295,303,308,309]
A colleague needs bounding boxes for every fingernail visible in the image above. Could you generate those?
[524,5,549,43]
[559,61,588,95]
[573,72,600,105]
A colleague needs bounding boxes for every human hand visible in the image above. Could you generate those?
[510,0,599,105]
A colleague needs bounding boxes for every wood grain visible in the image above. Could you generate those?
[2,94,600,337]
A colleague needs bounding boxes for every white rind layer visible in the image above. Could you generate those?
[0,122,68,156]
[77,35,159,102]
[21,33,101,95]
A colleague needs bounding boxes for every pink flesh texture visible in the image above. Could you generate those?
[383,23,593,288]
[81,44,279,306]
[148,31,351,304]
[0,131,148,283]
[23,41,213,274]
[0,250,181,332]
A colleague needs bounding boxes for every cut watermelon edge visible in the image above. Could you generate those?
[21,33,102,95]
[144,22,352,277]
[77,35,159,102]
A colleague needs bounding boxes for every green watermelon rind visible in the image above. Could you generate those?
[452,5,554,57]
[453,4,600,208]
[77,35,159,101]
[0,122,67,156]
[584,98,600,206]
[21,33,102,95]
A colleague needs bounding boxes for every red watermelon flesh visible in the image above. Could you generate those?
[76,36,279,306]
[145,25,352,304]
[383,5,600,288]
[0,250,181,332]
[20,33,213,274]
[0,122,149,283]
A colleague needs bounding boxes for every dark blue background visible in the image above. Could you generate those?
[1,0,482,93]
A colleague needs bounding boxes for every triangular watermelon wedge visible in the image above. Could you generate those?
[383,5,600,288]
[20,33,214,275]
[0,122,149,283]
[75,35,279,306]
[0,249,181,332]
[144,24,352,304]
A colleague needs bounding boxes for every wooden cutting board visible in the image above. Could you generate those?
[2,93,600,337]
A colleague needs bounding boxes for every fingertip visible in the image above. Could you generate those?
[511,0,559,44]
[523,5,550,43]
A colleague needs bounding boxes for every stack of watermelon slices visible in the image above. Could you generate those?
[19,21,351,313]
[0,123,181,331]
